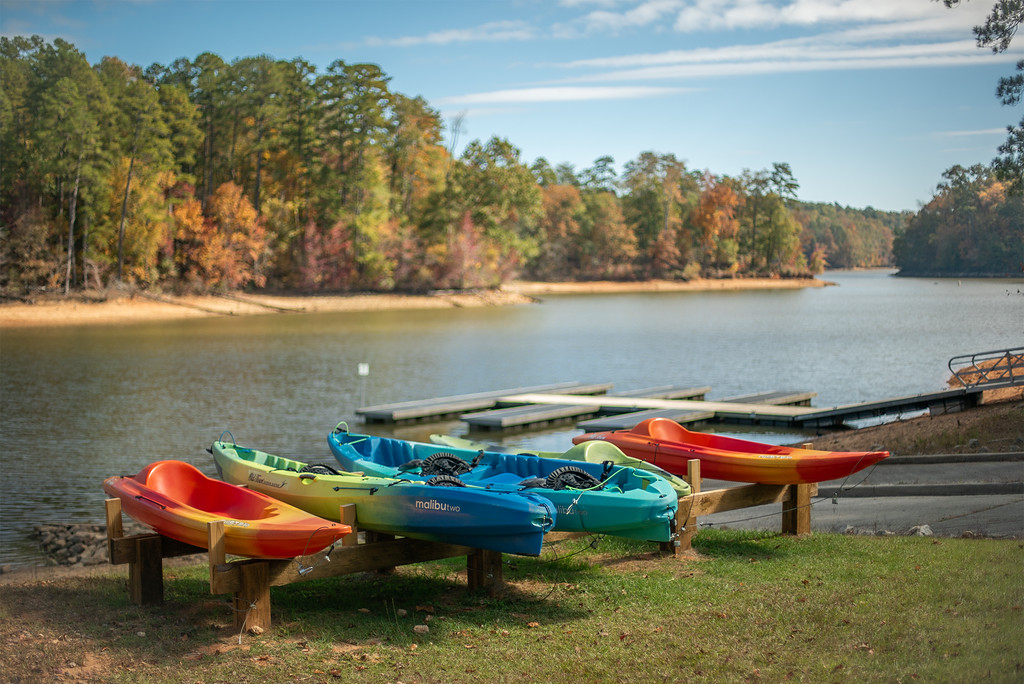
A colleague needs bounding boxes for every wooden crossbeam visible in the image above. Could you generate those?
[669,460,817,553]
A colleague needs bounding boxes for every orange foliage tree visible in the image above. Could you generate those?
[691,174,740,273]
[172,182,268,290]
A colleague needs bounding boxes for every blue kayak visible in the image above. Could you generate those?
[328,423,678,542]
[211,437,557,556]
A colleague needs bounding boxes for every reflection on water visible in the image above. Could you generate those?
[2,270,1021,565]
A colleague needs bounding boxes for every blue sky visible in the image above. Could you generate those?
[3,0,1020,211]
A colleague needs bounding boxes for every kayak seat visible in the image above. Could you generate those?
[358,435,418,468]
[472,472,526,486]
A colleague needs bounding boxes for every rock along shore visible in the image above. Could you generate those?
[26,520,148,569]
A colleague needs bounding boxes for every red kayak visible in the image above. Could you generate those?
[103,460,350,558]
[574,417,889,485]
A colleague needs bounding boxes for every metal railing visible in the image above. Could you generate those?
[948,347,1024,389]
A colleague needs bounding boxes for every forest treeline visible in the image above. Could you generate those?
[0,38,1016,296]
[894,164,1023,276]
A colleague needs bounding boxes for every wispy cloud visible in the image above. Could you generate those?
[438,85,692,105]
[376,0,1011,108]
[364,20,536,47]
[936,128,1011,137]
[564,0,991,34]
[559,38,983,69]
[551,34,1021,82]
[364,0,991,50]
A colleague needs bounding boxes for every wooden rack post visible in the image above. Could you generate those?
[105,498,205,605]
[659,459,701,556]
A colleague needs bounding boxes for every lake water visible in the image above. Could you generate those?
[1,270,1021,566]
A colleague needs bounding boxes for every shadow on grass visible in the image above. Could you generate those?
[1,529,805,672]
[692,528,798,560]
[1,563,592,677]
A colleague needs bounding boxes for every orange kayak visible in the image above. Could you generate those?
[574,417,889,485]
[103,460,350,558]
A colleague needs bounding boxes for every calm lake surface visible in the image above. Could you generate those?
[1,270,1021,566]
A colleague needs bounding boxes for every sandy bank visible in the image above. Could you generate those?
[0,277,828,328]
[506,277,828,296]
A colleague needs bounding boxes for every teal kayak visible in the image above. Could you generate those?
[430,434,692,498]
[210,437,556,556]
[329,423,679,543]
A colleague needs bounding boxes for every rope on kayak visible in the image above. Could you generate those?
[828,452,884,503]
[536,531,606,565]
[294,527,341,576]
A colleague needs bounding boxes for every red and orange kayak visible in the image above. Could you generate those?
[103,460,350,558]
[575,417,889,485]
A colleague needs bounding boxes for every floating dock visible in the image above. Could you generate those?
[357,382,995,432]
[461,385,711,430]
[357,381,612,424]
[577,390,816,431]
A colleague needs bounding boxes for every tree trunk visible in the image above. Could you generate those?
[253,118,263,214]
[64,147,84,295]
[118,127,139,282]
[202,111,213,212]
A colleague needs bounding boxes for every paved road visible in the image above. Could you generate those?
[694,453,1024,539]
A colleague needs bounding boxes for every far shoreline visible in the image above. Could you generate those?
[0,277,829,329]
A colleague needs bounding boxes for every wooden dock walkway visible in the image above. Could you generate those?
[462,386,710,430]
[493,393,821,427]
[576,391,816,431]
[357,381,611,423]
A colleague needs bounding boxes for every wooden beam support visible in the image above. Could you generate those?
[676,460,702,552]
[234,562,271,631]
[340,504,358,547]
[689,483,790,517]
[207,520,226,595]
[129,534,164,605]
[782,483,814,536]
[105,498,123,562]
[466,549,503,590]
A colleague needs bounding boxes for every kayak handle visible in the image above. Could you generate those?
[333,421,350,434]
[219,430,235,445]
[134,494,167,510]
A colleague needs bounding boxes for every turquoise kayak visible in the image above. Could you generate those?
[210,437,556,556]
[328,423,679,543]
[430,433,692,498]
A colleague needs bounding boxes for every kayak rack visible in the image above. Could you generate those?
[104,466,818,630]
[662,459,818,555]
[104,499,502,632]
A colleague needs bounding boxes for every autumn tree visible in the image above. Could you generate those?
[96,57,175,282]
[737,163,803,273]
[531,183,585,279]
[173,182,269,289]
[621,152,693,278]
[691,173,741,273]
[450,137,542,284]
[894,164,1024,274]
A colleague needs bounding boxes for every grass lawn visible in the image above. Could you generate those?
[1,529,1021,683]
